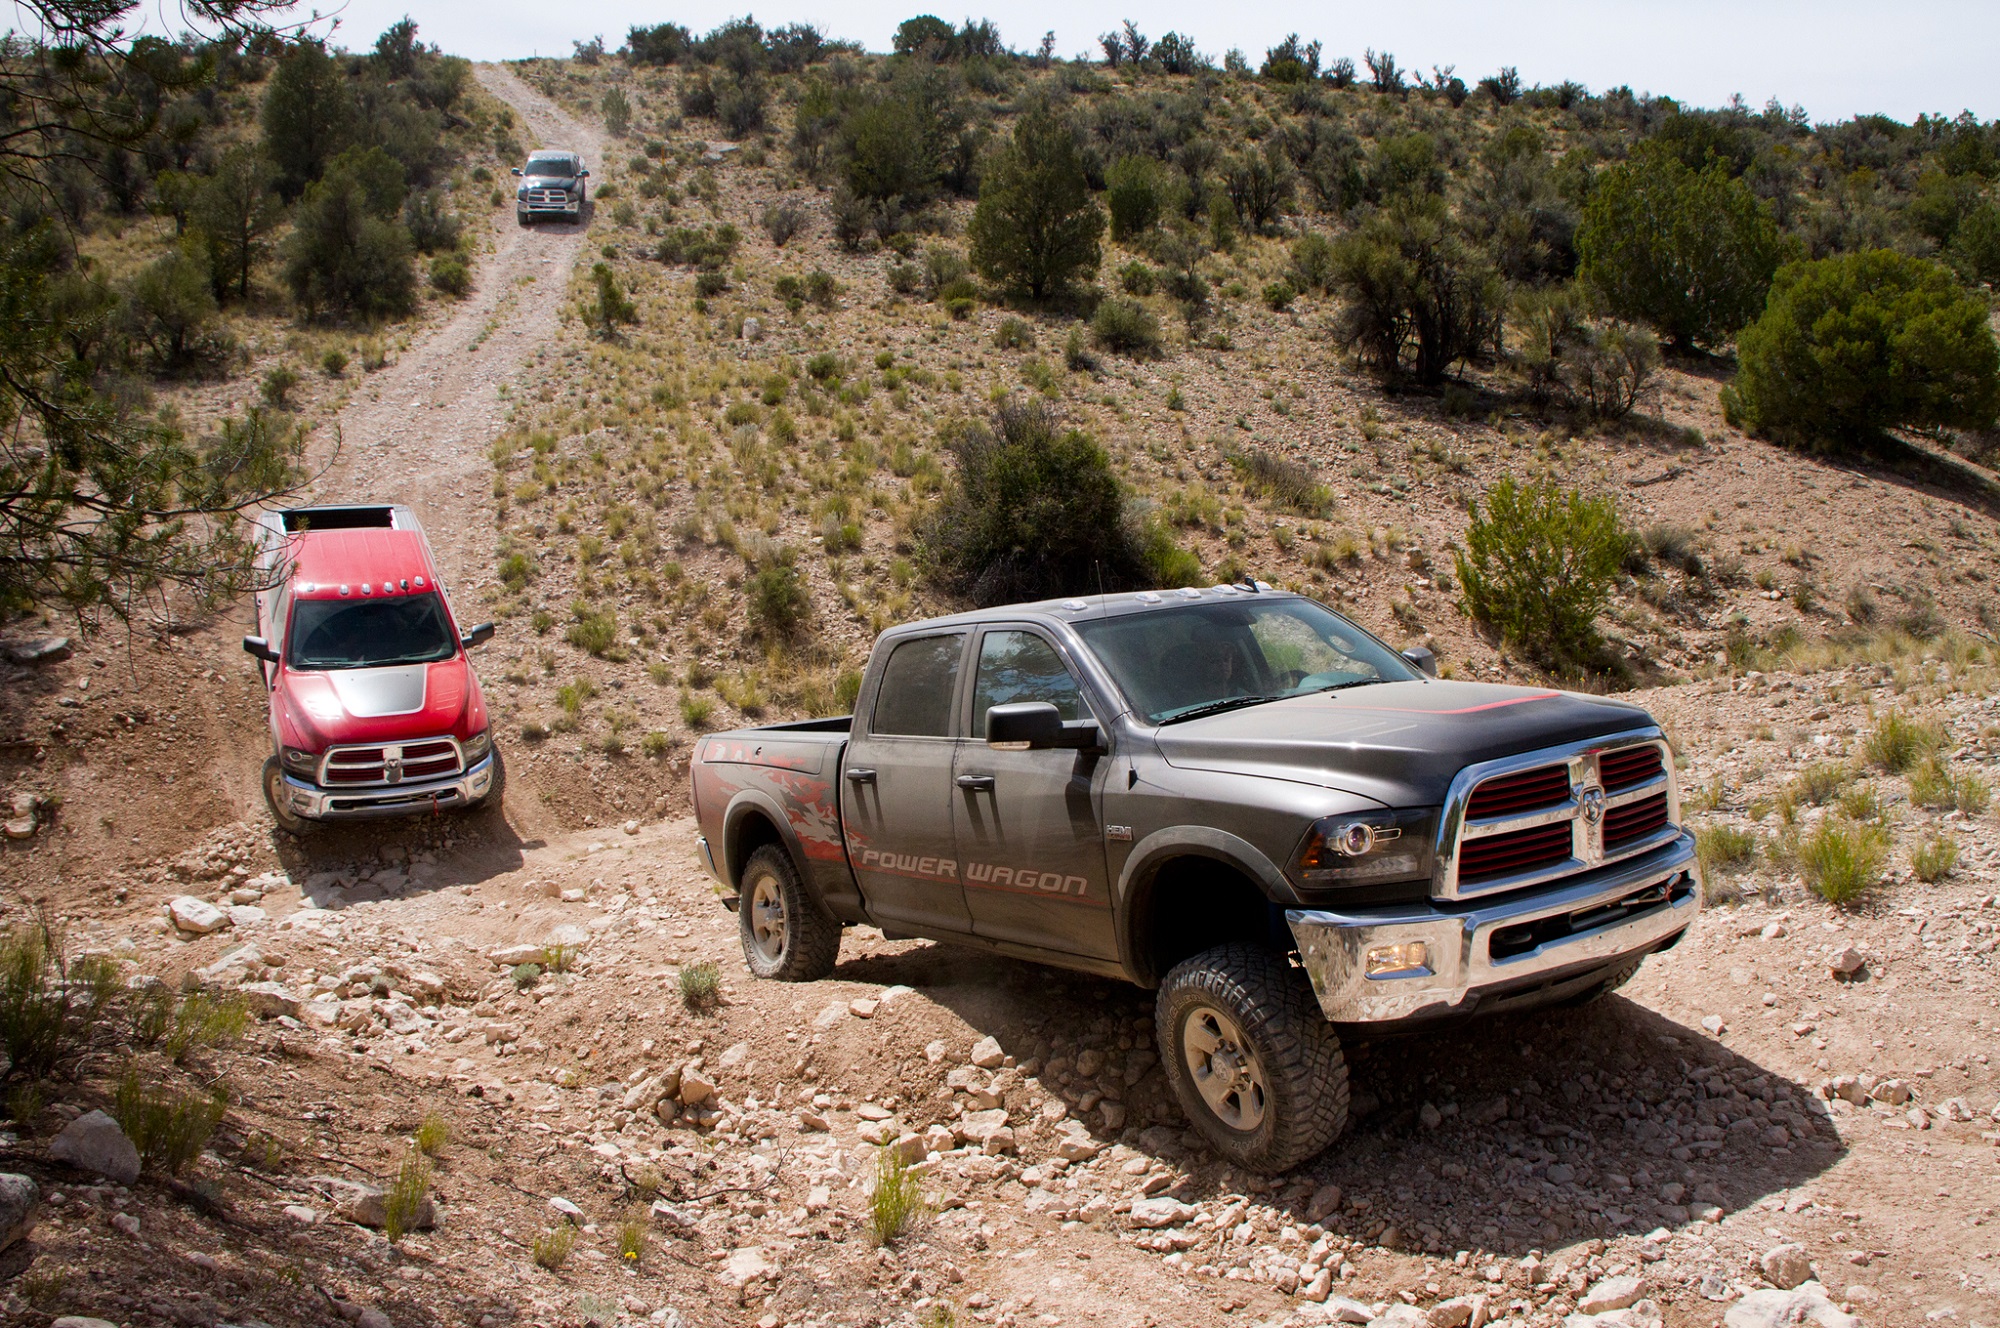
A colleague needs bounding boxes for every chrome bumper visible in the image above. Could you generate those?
[278,753,496,821]
[1288,833,1701,1023]
[518,196,580,215]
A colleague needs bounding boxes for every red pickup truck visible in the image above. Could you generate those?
[242,505,501,833]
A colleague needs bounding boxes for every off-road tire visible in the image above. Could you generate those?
[516,210,530,227]
[1562,956,1642,1008]
[738,844,840,982]
[261,755,316,837]
[1157,943,1348,1174]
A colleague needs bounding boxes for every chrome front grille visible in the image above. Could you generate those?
[524,188,571,207]
[320,737,463,788]
[1437,732,1679,900]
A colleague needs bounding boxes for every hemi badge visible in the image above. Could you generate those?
[1105,825,1133,842]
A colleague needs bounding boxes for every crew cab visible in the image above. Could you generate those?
[512,149,588,225]
[242,505,501,833]
[691,587,1700,1172]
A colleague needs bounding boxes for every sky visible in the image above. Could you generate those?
[284,0,1993,125]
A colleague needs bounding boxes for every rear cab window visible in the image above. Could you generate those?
[869,634,966,737]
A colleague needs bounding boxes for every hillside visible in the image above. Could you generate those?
[0,22,1998,1328]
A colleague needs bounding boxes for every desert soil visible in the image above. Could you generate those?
[0,64,1994,1328]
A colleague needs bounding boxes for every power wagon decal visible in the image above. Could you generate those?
[853,847,1100,903]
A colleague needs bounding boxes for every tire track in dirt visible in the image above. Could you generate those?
[301,63,605,841]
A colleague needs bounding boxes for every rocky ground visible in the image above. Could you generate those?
[0,641,1997,1328]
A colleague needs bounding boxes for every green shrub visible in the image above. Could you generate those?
[1799,820,1889,907]
[679,693,715,728]
[1118,260,1156,296]
[968,104,1105,300]
[746,555,811,643]
[159,991,249,1064]
[565,603,618,656]
[428,254,470,297]
[993,317,1035,350]
[1576,144,1780,350]
[383,1149,433,1243]
[868,1144,927,1245]
[1091,297,1163,358]
[1228,447,1332,516]
[678,960,721,1011]
[260,365,300,409]
[321,348,348,376]
[415,1110,450,1155]
[124,247,227,374]
[280,166,417,320]
[919,396,1192,605]
[1724,250,2000,452]
[1863,710,1947,774]
[1908,757,1956,809]
[1913,834,1959,883]
[532,1223,576,1270]
[1695,823,1757,877]
[111,1068,227,1175]
[0,920,120,1081]
[1105,155,1163,240]
[1331,197,1500,384]
[1262,281,1296,311]
[1290,232,1337,293]
[1454,476,1632,668]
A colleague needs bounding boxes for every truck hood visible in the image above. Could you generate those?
[521,173,578,189]
[276,657,479,750]
[1153,681,1654,805]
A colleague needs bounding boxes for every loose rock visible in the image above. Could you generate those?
[48,1110,141,1186]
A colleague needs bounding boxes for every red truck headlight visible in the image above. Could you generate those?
[462,729,492,763]
[1295,810,1437,886]
[280,746,318,776]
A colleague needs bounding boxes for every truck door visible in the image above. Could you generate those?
[951,627,1117,961]
[840,632,974,937]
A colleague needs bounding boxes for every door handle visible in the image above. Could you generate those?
[955,774,995,791]
[846,768,877,785]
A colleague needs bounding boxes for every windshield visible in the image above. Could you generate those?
[288,593,457,670]
[1076,597,1418,724]
[524,155,575,176]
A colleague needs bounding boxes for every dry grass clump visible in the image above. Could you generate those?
[1799,820,1890,907]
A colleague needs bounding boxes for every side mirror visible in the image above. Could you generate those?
[579,168,590,177]
[510,167,523,176]
[1402,646,1439,679]
[986,702,1102,751]
[461,623,495,649]
[242,635,279,664]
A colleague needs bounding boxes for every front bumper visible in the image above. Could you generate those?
[518,193,581,215]
[1288,832,1701,1023]
[277,752,496,821]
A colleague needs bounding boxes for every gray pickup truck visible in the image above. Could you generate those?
[691,586,1700,1172]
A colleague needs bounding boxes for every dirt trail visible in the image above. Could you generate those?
[295,63,605,838]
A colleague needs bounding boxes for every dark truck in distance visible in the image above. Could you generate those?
[691,587,1700,1172]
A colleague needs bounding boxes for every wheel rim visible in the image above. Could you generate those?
[748,874,787,961]
[1182,1003,1269,1133]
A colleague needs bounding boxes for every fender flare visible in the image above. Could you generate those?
[719,787,814,894]
[1114,825,1300,986]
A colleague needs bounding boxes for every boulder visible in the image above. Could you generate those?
[678,1069,716,1108]
[51,1319,119,1328]
[1724,1283,1856,1328]
[1327,1298,1377,1324]
[1759,1244,1813,1290]
[1307,1182,1344,1222]
[720,1245,775,1288]
[168,896,229,935]
[0,1172,38,1250]
[1427,1297,1480,1328]
[7,636,70,664]
[1580,1276,1645,1314]
[239,982,304,1019]
[1828,946,1867,979]
[1369,1306,1429,1328]
[326,1179,436,1230]
[49,1110,141,1186]
[969,1035,1006,1069]
[1127,1196,1198,1229]
[953,1108,1010,1147]
[489,943,546,967]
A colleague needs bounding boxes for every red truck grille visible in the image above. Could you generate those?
[1465,764,1571,820]
[1458,821,1575,882]
[323,738,461,787]
[1599,745,1664,792]
[1604,791,1670,849]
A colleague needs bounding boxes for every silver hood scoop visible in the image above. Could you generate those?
[328,665,428,718]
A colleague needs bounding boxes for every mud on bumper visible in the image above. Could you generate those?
[1287,833,1701,1024]
[276,753,497,821]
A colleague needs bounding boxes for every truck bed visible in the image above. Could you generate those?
[691,718,858,915]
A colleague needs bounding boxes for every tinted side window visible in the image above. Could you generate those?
[869,634,966,737]
[972,631,1084,735]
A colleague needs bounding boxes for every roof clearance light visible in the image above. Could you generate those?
[338,584,350,596]
[1137,591,1161,603]
[413,576,426,588]
[1061,599,1088,611]
[360,583,372,595]
[399,579,409,590]
[1178,587,1203,599]
[299,582,315,593]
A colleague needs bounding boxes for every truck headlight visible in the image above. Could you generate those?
[1295,810,1437,885]
[281,746,318,775]
[462,729,492,763]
